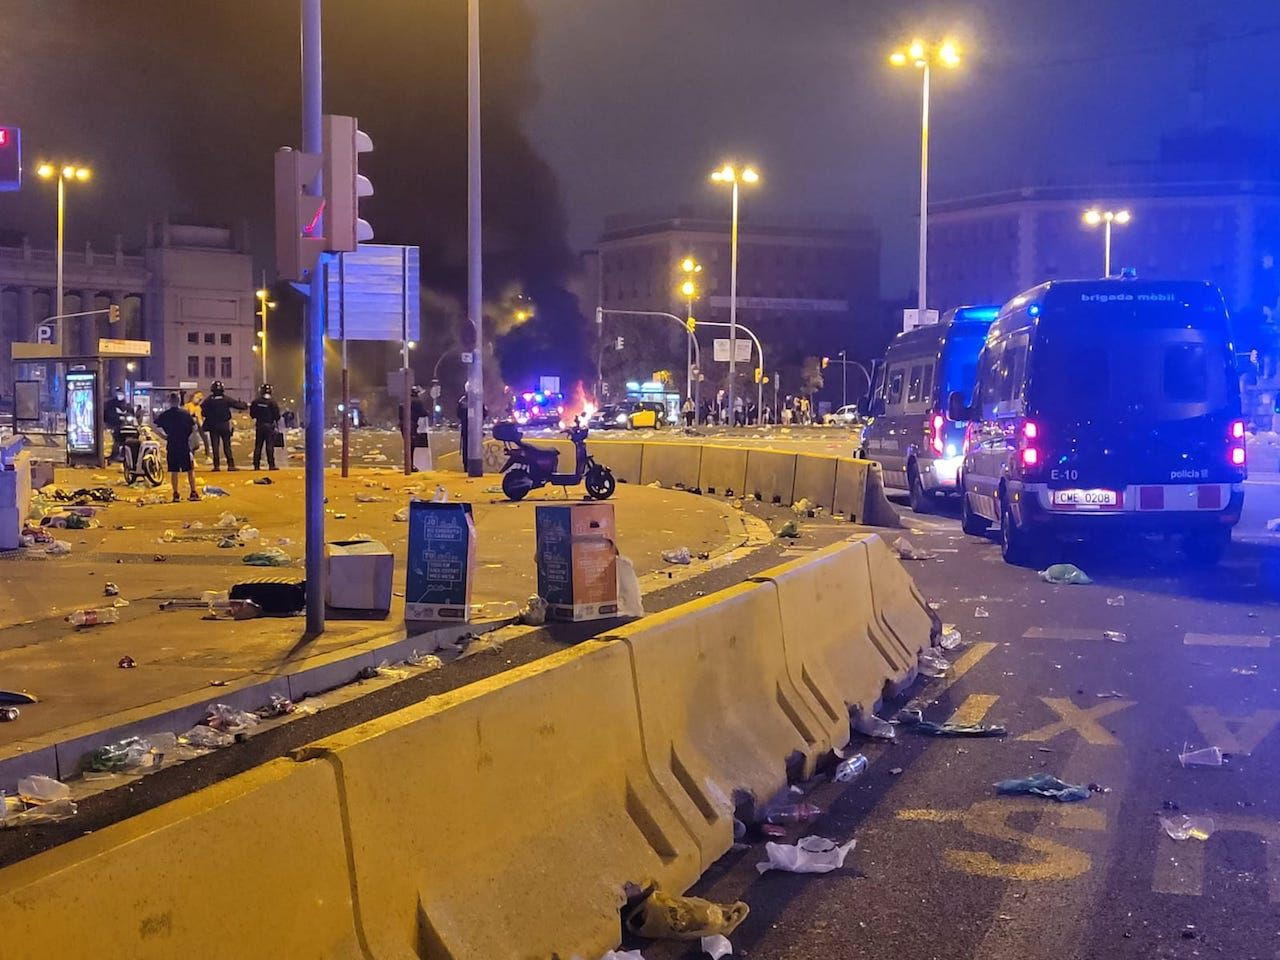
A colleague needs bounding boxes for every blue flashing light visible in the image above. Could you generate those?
[1028,304,1041,318]
[955,304,1000,323]
[625,381,641,391]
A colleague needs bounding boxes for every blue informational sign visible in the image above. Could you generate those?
[0,127,20,192]
[404,500,475,621]
[66,371,99,456]
[324,243,420,342]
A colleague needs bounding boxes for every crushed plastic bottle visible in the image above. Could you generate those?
[17,774,70,804]
[66,608,120,627]
[1160,814,1215,841]
[764,801,821,826]
[180,725,235,749]
[918,648,951,678]
[833,754,868,783]
[661,546,693,565]
[202,484,230,497]
[0,707,19,722]
[939,625,963,650]
[852,711,895,740]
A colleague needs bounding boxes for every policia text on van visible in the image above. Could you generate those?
[949,279,1245,566]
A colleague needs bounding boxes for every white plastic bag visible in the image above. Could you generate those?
[756,835,856,874]
[616,554,644,618]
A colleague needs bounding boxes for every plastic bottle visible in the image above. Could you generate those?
[834,754,869,783]
[765,801,821,825]
[0,707,19,722]
[66,608,120,627]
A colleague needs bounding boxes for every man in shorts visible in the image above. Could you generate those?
[154,392,202,503]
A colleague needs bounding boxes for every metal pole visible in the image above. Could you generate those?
[918,63,930,316]
[841,354,847,407]
[466,0,484,477]
[728,179,739,424]
[685,295,693,404]
[338,256,350,479]
[301,0,326,638]
[55,174,64,347]
[1103,219,1112,277]
[259,269,269,385]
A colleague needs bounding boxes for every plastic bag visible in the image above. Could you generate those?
[939,625,963,650]
[1160,814,1215,841]
[852,711,895,740]
[917,648,950,678]
[661,546,692,565]
[623,887,749,940]
[205,703,260,732]
[180,725,235,749]
[1039,563,1093,585]
[17,774,70,804]
[994,772,1090,802]
[214,512,240,529]
[893,536,934,561]
[702,935,733,959]
[756,835,857,874]
[518,595,548,626]
[616,555,645,618]
[242,547,291,566]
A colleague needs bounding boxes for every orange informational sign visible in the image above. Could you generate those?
[535,502,618,621]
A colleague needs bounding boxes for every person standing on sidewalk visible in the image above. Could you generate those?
[682,396,695,427]
[249,384,281,471]
[103,386,131,462]
[154,392,202,502]
[200,380,246,472]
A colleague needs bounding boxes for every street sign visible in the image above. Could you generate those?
[0,127,21,192]
[35,324,54,344]
[902,308,940,333]
[539,375,561,394]
[460,351,474,364]
[713,338,752,362]
[98,338,151,357]
[325,243,420,341]
[709,295,847,313]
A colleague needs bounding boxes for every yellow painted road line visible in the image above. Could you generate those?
[1153,814,1280,900]
[1022,627,1115,642]
[1187,707,1280,757]
[947,693,1000,727]
[1018,696,1135,746]
[949,642,997,684]
[1183,632,1273,648]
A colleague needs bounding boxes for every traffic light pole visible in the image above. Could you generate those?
[465,0,484,477]
[301,0,327,637]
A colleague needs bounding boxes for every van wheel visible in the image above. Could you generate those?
[1000,500,1039,567]
[908,467,934,514]
[1184,528,1231,566]
[960,486,989,536]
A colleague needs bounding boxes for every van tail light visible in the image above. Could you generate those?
[930,414,944,454]
[1229,419,1246,469]
[1019,420,1042,474]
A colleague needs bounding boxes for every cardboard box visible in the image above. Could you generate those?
[325,539,394,613]
[405,501,476,621]
[535,502,618,621]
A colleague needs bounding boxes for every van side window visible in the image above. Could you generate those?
[998,335,1028,405]
[887,368,905,407]
[921,362,935,407]
[978,344,1003,410]
[907,364,924,404]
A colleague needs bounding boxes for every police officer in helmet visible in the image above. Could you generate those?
[200,379,247,471]
[249,383,282,471]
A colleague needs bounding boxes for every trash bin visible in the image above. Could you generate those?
[0,439,32,551]
[325,538,394,615]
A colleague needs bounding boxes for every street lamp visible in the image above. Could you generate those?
[1082,208,1131,277]
[35,161,92,341]
[255,287,276,385]
[678,256,703,409]
[710,162,759,423]
[889,38,961,320]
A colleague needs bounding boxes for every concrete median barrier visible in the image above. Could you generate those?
[592,437,644,484]
[745,449,798,505]
[697,444,749,495]
[608,581,831,871]
[832,457,900,526]
[792,453,839,513]
[859,532,937,682]
[293,639,699,960]
[639,441,703,489]
[0,758,359,958]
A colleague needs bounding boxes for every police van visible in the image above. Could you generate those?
[950,278,1246,565]
[858,305,999,513]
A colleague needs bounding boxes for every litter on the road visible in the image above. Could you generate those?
[518,595,548,626]
[66,607,119,627]
[1103,630,1127,643]
[892,536,935,561]
[202,485,229,497]
[599,951,646,960]
[205,702,260,732]
[939,625,963,650]
[973,606,989,618]
[1106,595,1126,607]
[355,492,388,502]
[702,934,733,958]
[181,725,234,749]
[405,650,444,671]
[117,656,136,669]
[994,772,1091,802]
[1039,563,1093,585]
[917,648,951,678]
[617,555,645,618]
[393,506,409,522]
[255,695,295,719]
[103,582,120,597]
[661,546,692,564]
[2,795,76,827]
[774,519,800,538]
[898,709,1007,738]
[756,835,857,875]
[765,802,821,825]
[623,886,749,940]
[1231,666,1259,676]
[791,497,814,515]
[1160,814,1215,841]
[1266,518,1280,532]
[852,711,896,740]
[1096,690,1127,699]
[242,547,292,566]
[17,774,70,804]
[1179,744,1224,768]
[833,754,868,782]
[0,707,18,722]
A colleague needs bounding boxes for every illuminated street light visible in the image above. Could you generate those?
[1082,208,1132,277]
[255,282,276,385]
[888,38,962,320]
[709,163,760,420]
[35,161,93,336]
[676,257,702,411]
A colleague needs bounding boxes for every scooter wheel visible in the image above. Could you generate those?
[584,464,616,500]
[141,452,164,487]
[501,469,534,501]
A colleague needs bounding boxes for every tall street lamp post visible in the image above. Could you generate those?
[679,256,702,411]
[1083,208,1131,277]
[255,278,276,386]
[710,163,758,423]
[889,39,961,319]
[35,161,92,345]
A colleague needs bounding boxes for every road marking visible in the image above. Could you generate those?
[1022,627,1117,643]
[1186,707,1280,757]
[1018,697,1134,746]
[1152,814,1280,901]
[901,643,996,713]
[897,799,1106,881]
[1183,632,1273,648]
[948,693,1000,727]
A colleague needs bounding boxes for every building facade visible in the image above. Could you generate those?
[0,221,257,400]
[584,206,880,398]
[926,182,1280,314]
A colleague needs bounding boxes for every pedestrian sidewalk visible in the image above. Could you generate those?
[0,464,757,788]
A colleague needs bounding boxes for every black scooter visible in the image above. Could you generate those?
[494,422,616,501]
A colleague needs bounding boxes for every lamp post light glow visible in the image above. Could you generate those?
[1082,208,1131,277]
[36,161,93,342]
[677,258,703,407]
[888,38,961,319]
[255,285,276,385]
[709,163,759,422]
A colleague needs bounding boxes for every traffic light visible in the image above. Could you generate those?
[686,317,696,334]
[274,146,326,281]
[0,127,21,192]
[821,356,830,369]
[615,336,625,350]
[754,367,762,383]
[108,304,121,324]
[322,114,374,252]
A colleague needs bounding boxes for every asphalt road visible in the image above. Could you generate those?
[638,475,1280,960]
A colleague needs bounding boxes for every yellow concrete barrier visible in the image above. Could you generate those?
[832,457,900,526]
[591,437,645,484]
[861,460,902,527]
[792,453,839,513]
[745,449,798,504]
[608,581,832,872]
[0,758,360,959]
[639,441,703,488]
[859,533,937,681]
[697,444,749,494]
[294,640,699,960]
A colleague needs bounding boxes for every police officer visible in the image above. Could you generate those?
[200,380,246,471]
[103,386,132,462]
[249,383,282,471]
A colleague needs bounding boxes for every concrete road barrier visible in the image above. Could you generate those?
[745,449,798,505]
[791,453,839,514]
[293,640,699,960]
[832,457,900,527]
[593,437,644,484]
[859,532,937,684]
[0,759,360,958]
[697,444,749,495]
[608,581,831,872]
[639,441,703,489]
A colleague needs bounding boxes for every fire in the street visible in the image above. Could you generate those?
[559,381,595,427]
